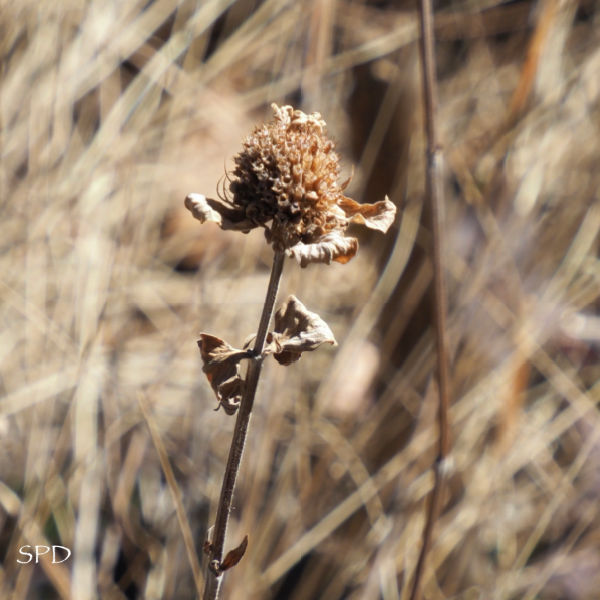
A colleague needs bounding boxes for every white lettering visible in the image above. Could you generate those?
[35,546,50,563]
[17,546,33,564]
[52,545,71,563]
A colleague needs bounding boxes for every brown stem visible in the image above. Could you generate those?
[409,0,452,599]
[203,251,285,600]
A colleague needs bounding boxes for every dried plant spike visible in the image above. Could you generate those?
[266,295,337,365]
[184,104,396,266]
[197,335,250,414]
[191,105,398,600]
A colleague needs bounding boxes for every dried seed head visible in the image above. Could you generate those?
[228,104,346,251]
[185,103,396,266]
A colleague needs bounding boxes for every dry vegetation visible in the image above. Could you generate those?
[1,0,599,599]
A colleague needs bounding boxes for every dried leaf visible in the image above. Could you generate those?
[184,193,255,233]
[339,195,397,233]
[197,334,250,414]
[214,378,244,415]
[220,535,248,572]
[286,231,358,267]
[266,296,336,365]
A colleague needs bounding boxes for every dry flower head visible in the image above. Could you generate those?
[185,103,396,266]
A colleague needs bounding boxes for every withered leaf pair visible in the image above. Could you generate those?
[198,296,335,414]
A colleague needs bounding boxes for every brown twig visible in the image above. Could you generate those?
[409,0,452,599]
[203,251,285,600]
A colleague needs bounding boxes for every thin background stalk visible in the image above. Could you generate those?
[203,251,285,600]
[409,0,452,599]
[138,392,205,596]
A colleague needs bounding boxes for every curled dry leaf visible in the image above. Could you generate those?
[197,334,251,415]
[184,193,254,233]
[266,296,337,365]
[220,535,249,572]
[339,195,397,233]
[286,232,358,267]
[284,196,395,267]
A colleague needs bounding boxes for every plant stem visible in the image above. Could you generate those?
[409,0,452,599]
[203,251,285,600]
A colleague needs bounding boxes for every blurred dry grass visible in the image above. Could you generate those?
[1,0,599,598]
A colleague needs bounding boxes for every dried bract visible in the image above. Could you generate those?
[185,104,396,266]
[286,232,358,267]
[266,295,337,365]
[197,334,250,414]
[184,193,254,233]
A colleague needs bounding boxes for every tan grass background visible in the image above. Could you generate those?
[1,0,599,598]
